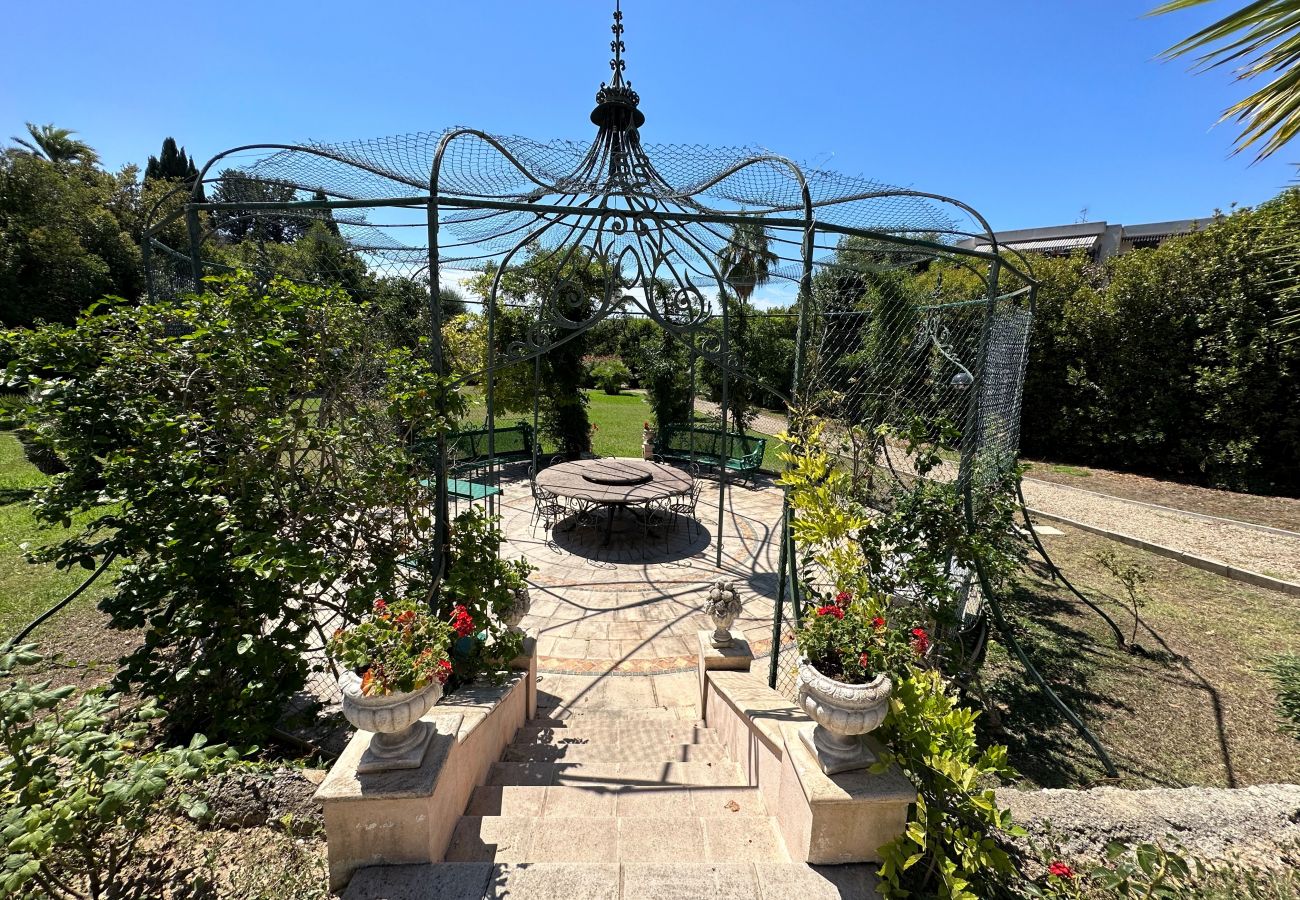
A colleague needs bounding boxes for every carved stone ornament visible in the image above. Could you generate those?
[704,579,743,648]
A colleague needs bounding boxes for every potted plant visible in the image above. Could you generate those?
[441,508,535,666]
[642,421,655,460]
[795,590,920,774]
[329,598,454,773]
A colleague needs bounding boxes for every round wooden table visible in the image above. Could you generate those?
[536,458,693,544]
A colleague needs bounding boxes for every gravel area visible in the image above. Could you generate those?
[692,400,1300,586]
[1021,479,1300,584]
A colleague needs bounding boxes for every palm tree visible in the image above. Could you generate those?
[1152,0,1300,161]
[719,217,777,303]
[9,122,100,166]
[714,219,777,434]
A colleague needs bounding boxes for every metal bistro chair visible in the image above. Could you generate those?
[667,477,704,540]
[528,466,568,537]
[634,496,672,557]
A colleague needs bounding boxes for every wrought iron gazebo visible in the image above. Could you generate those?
[138,1,1120,766]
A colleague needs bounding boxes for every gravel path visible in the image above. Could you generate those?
[690,400,1300,584]
[1021,479,1300,584]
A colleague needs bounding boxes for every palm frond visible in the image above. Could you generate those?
[1151,0,1300,159]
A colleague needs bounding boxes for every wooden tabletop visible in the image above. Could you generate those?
[536,458,693,505]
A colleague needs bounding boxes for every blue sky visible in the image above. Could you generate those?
[3,0,1296,234]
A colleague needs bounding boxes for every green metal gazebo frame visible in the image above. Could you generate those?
[143,1,1120,773]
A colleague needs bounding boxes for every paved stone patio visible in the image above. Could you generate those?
[488,461,786,675]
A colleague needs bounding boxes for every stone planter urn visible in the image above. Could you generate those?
[340,671,443,774]
[642,432,655,460]
[704,580,743,648]
[796,659,892,775]
[502,585,531,634]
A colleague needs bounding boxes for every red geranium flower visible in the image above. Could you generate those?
[834,590,852,607]
[1048,861,1074,878]
[436,658,453,684]
[871,616,886,631]
[859,652,872,670]
[815,604,845,620]
[910,627,929,656]
[451,604,475,638]
[373,598,387,613]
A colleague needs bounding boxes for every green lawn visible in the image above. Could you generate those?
[462,388,786,472]
[0,432,117,640]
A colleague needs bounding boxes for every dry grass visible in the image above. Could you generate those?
[981,521,1300,789]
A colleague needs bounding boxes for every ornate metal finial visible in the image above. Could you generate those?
[592,0,644,129]
[610,0,626,87]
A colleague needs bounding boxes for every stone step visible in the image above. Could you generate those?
[501,740,728,764]
[465,784,770,818]
[530,708,698,724]
[445,815,790,865]
[516,721,719,746]
[486,760,748,788]
[343,861,881,900]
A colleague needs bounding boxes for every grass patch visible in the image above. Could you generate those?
[459,387,787,472]
[982,525,1300,789]
[0,433,118,649]
[1049,463,1091,477]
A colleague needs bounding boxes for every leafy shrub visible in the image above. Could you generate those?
[0,643,236,900]
[1265,654,1300,738]
[874,670,1020,899]
[439,506,532,678]
[933,189,1300,496]
[3,273,464,741]
[779,416,1026,899]
[642,330,692,432]
[591,357,631,395]
[1021,836,1300,899]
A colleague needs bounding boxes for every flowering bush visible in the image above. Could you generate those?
[439,507,534,675]
[795,591,916,683]
[328,598,454,697]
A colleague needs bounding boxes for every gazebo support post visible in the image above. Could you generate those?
[715,296,730,569]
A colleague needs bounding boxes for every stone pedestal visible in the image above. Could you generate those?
[777,724,915,864]
[314,639,537,892]
[701,669,915,866]
[315,712,463,890]
[697,628,752,720]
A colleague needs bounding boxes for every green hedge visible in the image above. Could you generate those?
[1015,189,1300,496]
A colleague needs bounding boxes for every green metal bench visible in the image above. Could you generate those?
[415,421,535,475]
[449,421,535,473]
[657,425,766,484]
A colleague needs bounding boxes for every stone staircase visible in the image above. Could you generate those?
[343,702,877,899]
